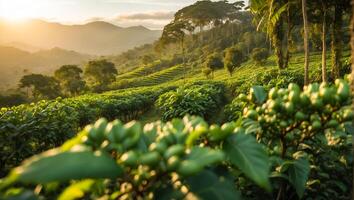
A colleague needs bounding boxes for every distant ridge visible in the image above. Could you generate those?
[0,19,162,55]
[0,45,93,90]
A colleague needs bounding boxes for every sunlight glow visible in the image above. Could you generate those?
[0,0,37,21]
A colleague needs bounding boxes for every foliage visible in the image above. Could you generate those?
[19,74,61,99]
[0,116,270,200]
[155,83,225,121]
[0,85,174,176]
[174,0,245,30]
[0,93,27,108]
[54,65,86,96]
[231,78,353,199]
[224,47,245,76]
[84,60,117,91]
[204,53,223,77]
[251,48,269,64]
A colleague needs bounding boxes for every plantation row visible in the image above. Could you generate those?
[0,82,229,176]
[0,85,175,176]
[112,65,187,89]
[0,79,352,199]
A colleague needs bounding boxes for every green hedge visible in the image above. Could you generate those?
[0,86,174,176]
[155,83,226,121]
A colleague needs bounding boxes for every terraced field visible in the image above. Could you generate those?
[113,64,189,88]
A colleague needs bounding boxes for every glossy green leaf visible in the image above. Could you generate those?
[284,157,310,198]
[11,149,123,184]
[223,133,270,190]
[186,170,241,200]
[251,86,267,104]
[186,147,225,167]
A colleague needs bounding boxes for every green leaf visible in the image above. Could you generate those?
[186,147,225,167]
[285,157,310,198]
[186,170,241,200]
[223,133,270,190]
[10,149,123,184]
[58,180,95,200]
[154,184,185,200]
[251,86,267,104]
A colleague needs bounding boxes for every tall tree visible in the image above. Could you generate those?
[250,0,290,69]
[331,0,351,80]
[19,74,61,99]
[175,1,244,42]
[320,0,330,82]
[84,60,118,90]
[54,65,86,96]
[204,53,223,78]
[302,0,310,85]
[224,47,244,76]
[159,20,194,79]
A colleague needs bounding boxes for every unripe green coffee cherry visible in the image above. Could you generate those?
[279,120,288,128]
[164,144,185,160]
[343,109,354,121]
[311,121,322,130]
[120,151,139,167]
[246,109,258,120]
[238,94,248,102]
[326,119,339,128]
[269,88,278,99]
[177,160,203,176]
[124,121,142,138]
[167,156,181,171]
[295,111,306,121]
[337,82,350,102]
[140,152,161,167]
[149,142,168,154]
[105,120,125,143]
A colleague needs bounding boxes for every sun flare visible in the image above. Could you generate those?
[0,0,36,22]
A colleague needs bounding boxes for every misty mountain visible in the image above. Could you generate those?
[0,46,93,90]
[0,19,162,55]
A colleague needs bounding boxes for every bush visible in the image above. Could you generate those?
[224,47,245,76]
[155,83,225,121]
[0,116,270,199]
[251,48,269,64]
[0,80,352,199]
[0,85,174,176]
[228,79,353,199]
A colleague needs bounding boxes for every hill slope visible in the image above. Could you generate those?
[0,46,93,90]
[0,20,161,55]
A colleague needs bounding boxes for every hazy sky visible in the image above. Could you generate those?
[0,0,247,29]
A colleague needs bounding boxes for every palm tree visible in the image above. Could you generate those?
[250,0,291,69]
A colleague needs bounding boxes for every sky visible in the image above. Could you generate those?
[0,0,248,29]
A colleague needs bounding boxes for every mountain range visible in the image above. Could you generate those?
[0,46,93,91]
[0,19,162,55]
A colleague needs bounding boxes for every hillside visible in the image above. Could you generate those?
[0,1,352,200]
[0,19,162,55]
[0,46,93,90]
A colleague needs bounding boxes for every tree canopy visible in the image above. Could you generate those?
[84,60,118,90]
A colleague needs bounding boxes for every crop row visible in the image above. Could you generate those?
[0,85,174,176]
[0,79,352,199]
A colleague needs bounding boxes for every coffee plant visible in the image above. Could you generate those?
[237,78,353,199]
[155,83,225,121]
[0,116,270,200]
[0,79,352,199]
[0,85,174,176]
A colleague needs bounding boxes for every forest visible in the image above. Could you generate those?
[0,0,353,199]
